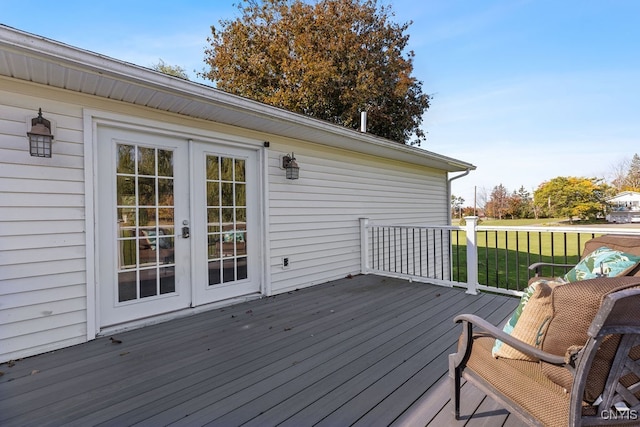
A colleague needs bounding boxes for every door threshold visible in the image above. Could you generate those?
[98,293,264,337]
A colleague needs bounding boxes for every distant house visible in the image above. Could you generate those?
[0,25,474,363]
[606,191,640,223]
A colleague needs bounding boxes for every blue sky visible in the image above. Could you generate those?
[2,0,639,206]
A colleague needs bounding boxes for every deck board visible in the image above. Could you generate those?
[0,275,521,426]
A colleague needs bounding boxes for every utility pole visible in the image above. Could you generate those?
[474,186,477,216]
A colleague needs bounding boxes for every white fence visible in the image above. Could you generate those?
[360,217,640,297]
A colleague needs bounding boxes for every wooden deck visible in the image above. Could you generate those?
[0,275,523,426]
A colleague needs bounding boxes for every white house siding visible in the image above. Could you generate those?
[266,141,448,293]
[0,81,87,362]
[0,75,454,362]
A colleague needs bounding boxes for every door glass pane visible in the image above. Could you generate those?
[118,208,136,227]
[237,231,247,256]
[118,239,136,268]
[236,208,246,223]
[117,145,135,174]
[235,184,246,206]
[221,183,233,206]
[207,182,219,206]
[235,159,245,182]
[160,267,176,294]
[158,179,174,205]
[237,257,248,280]
[139,268,158,298]
[138,209,156,227]
[158,208,174,227]
[207,156,219,180]
[157,150,174,177]
[206,154,249,286]
[208,234,221,258]
[118,271,137,302]
[221,157,233,181]
[138,177,156,206]
[208,260,221,286]
[207,209,220,231]
[116,143,176,303]
[137,147,156,176]
[223,259,235,283]
[117,176,135,205]
[221,208,234,223]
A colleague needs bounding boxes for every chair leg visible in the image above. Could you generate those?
[449,354,462,419]
[453,368,462,419]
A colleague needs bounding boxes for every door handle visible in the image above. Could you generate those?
[182,226,190,238]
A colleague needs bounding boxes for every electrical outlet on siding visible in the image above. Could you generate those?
[282,257,290,269]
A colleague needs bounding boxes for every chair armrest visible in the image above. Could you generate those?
[454,313,566,365]
[528,262,575,277]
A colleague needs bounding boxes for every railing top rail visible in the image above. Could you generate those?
[364,222,640,235]
[365,223,460,231]
[476,225,640,234]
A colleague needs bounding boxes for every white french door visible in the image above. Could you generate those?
[191,141,261,305]
[97,126,261,328]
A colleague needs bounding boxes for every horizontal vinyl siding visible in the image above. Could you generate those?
[0,92,87,362]
[267,145,448,293]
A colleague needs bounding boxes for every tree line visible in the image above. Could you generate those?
[452,154,640,221]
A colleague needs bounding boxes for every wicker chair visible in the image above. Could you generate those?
[529,234,640,281]
[449,276,640,426]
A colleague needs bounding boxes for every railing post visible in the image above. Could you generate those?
[464,216,479,295]
[360,218,370,274]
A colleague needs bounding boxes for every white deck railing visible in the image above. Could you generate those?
[360,217,640,297]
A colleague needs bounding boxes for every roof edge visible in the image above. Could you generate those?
[0,24,475,172]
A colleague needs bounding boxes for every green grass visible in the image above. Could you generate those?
[450,220,603,291]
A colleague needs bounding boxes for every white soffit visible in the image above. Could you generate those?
[0,25,475,172]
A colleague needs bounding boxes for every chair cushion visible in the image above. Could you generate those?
[466,335,571,426]
[582,234,640,259]
[491,282,537,358]
[540,277,640,403]
[492,279,564,360]
[563,246,640,282]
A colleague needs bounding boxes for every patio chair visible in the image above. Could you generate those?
[449,276,640,426]
[529,234,640,281]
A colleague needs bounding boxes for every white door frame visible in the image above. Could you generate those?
[83,110,269,339]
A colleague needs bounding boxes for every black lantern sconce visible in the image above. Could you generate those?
[27,108,54,158]
[282,153,300,180]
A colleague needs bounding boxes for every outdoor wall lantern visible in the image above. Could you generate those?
[27,108,54,158]
[282,153,300,180]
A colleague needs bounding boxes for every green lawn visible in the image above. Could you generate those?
[450,219,602,291]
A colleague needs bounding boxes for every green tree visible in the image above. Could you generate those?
[507,186,533,219]
[511,186,533,218]
[486,184,509,219]
[625,153,640,191]
[451,194,464,218]
[610,153,640,191]
[534,176,613,222]
[152,59,189,80]
[203,0,431,145]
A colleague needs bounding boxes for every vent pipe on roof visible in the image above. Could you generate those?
[360,111,367,133]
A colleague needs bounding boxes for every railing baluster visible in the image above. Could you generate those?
[419,228,423,277]
[432,229,437,279]
[504,231,509,290]
[515,231,520,291]
[550,232,555,277]
[496,232,500,286]
[455,230,459,282]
